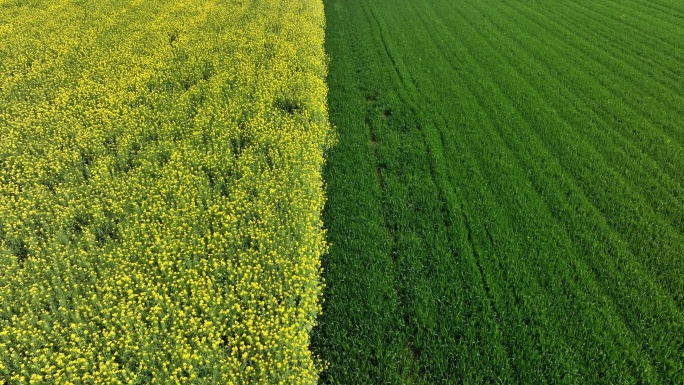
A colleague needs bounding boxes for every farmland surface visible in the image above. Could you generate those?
[313,0,684,383]
[0,0,331,383]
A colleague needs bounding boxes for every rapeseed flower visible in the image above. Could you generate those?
[0,0,332,383]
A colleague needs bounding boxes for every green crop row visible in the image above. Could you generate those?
[0,0,332,383]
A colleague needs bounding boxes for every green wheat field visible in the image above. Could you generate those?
[313,0,684,383]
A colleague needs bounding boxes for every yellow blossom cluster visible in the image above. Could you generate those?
[0,0,332,383]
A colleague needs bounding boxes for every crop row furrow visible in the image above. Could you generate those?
[518,1,684,146]
[454,2,684,380]
[420,0,680,380]
[580,0,684,42]
[364,1,522,382]
[495,0,684,230]
[473,0,684,284]
[625,0,684,18]
[546,0,684,112]
[400,1,624,380]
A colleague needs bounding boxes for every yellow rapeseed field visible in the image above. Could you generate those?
[0,0,332,383]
